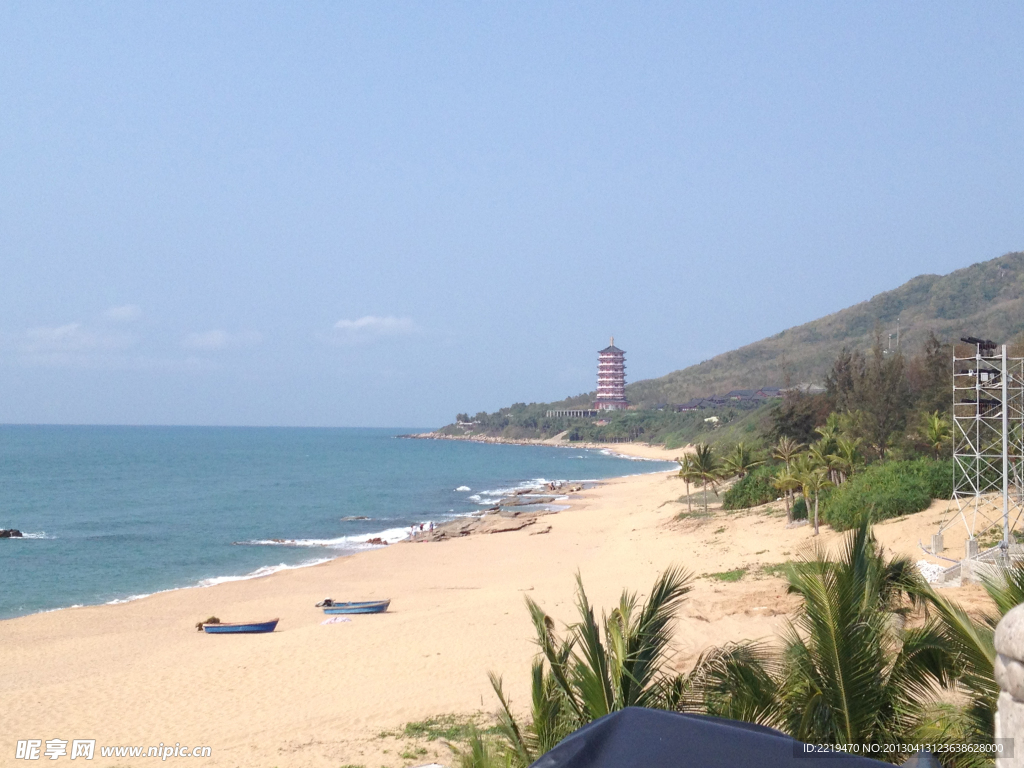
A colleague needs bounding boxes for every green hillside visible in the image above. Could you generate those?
[442,251,1024,441]
[626,251,1024,408]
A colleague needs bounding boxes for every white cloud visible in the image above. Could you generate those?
[22,322,132,353]
[331,315,417,343]
[104,304,142,322]
[181,329,262,351]
[0,321,138,367]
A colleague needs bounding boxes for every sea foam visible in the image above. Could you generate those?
[244,525,411,549]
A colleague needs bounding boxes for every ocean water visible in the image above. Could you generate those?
[0,426,673,620]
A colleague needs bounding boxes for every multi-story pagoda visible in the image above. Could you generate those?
[595,337,628,411]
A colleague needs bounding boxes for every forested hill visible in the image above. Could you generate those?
[456,251,1024,424]
[623,251,1024,409]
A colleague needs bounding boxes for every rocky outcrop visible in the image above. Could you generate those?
[0,529,23,538]
[411,509,561,542]
[497,495,557,507]
[996,603,1024,766]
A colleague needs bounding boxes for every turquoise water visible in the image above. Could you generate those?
[0,426,672,620]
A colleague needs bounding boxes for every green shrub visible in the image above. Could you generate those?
[791,496,808,520]
[821,459,952,531]
[722,465,779,510]
[915,457,954,499]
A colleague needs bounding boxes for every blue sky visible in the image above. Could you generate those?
[1,3,1023,427]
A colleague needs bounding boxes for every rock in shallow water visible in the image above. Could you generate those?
[0,529,23,538]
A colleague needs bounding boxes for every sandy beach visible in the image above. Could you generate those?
[0,442,992,767]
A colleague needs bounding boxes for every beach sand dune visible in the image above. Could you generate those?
[0,444,993,767]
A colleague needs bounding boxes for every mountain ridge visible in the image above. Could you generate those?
[537,251,1024,412]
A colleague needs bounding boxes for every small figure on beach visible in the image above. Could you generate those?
[429,521,434,532]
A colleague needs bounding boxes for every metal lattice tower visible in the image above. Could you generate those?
[940,338,1024,554]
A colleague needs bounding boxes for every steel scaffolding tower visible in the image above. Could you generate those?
[939,338,1024,555]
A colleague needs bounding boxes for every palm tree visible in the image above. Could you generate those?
[468,568,695,766]
[807,441,840,485]
[793,455,832,536]
[814,412,843,444]
[721,442,763,480]
[772,469,802,524]
[701,522,958,760]
[777,524,955,749]
[771,436,804,471]
[923,411,952,460]
[829,436,863,485]
[813,416,841,469]
[771,437,804,515]
[676,454,697,516]
[689,442,721,515]
[461,567,787,768]
[916,562,1024,761]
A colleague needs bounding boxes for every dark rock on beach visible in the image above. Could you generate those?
[409,507,563,543]
[498,495,557,507]
[0,529,23,538]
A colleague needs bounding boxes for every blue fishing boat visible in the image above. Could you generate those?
[321,599,390,615]
[201,618,279,634]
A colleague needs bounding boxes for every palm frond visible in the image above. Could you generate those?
[452,728,511,768]
[982,560,1024,616]
[678,641,783,727]
[488,672,534,767]
[529,661,577,756]
[567,572,615,719]
[624,567,692,708]
[525,596,581,721]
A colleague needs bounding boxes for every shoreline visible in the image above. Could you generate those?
[2,445,984,767]
[3,441,679,624]
[405,430,686,462]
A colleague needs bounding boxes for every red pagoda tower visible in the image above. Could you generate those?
[595,337,628,411]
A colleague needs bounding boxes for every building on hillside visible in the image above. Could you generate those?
[674,387,785,412]
[595,338,629,411]
[723,389,758,401]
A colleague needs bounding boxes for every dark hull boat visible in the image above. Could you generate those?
[202,618,279,634]
[322,600,390,615]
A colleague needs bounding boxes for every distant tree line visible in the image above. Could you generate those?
[769,331,951,459]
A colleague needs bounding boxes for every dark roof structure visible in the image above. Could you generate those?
[528,708,906,768]
[599,345,625,354]
[724,389,758,399]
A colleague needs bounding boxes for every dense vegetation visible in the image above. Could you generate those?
[721,465,778,510]
[820,458,954,531]
[442,399,774,449]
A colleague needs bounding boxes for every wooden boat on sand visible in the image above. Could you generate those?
[201,618,279,634]
[321,599,390,615]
